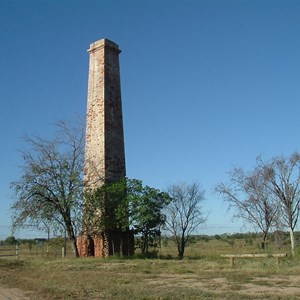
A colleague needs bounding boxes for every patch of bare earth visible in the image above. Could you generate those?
[241,275,300,296]
[0,287,32,300]
[145,274,300,297]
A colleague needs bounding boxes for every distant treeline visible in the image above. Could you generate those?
[0,236,66,246]
[0,231,297,247]
[163,231,297,244]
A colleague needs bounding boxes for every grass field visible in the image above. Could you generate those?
[0,235,300,299]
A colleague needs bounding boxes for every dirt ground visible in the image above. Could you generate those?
[1,274,300,299]
[0,287,31,300]
[147,274,300,298]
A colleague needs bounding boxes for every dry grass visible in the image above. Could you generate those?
[0,237,299,299]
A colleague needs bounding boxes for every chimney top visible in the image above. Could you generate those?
[88,38,120,53]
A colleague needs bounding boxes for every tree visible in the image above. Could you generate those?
[84,179,128,231]
[216,153,300,256]
[126,179,171,254]
[215,167,279,250]
[4,236,17,246]
[165,182,207,259]
[84,178,171,255]
[11,120,84,257]
[258,153,300,256]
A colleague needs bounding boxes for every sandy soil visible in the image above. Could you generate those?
[147,274,300,298]
[0,287,31,300]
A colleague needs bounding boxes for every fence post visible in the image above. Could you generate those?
[62,247,65,258]
[230,256,235,267]
[15,244,19,258]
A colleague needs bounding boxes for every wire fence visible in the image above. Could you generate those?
[0,242,74,259]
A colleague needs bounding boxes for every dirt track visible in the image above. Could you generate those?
[0,287,30,300]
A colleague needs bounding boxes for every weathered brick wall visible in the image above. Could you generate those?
[77,234,96,257]
[84,39,126,189]
[78,39,133,257]
[77,231,134,258]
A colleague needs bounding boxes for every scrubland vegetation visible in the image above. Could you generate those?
[1,232,300,299]
[7,122,300,298]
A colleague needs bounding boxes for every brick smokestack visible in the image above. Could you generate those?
[85,39,126,189]
[77,39,134,257]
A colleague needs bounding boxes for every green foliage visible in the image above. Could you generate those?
[133,249,159,259]
[4,236,18,245]
[84,178,171,254]
[126,179,171,253]
[214,234,221,240]
[84,178,128,233]
[10,121,85,257]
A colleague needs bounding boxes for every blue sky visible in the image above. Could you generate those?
[1,0,300,239]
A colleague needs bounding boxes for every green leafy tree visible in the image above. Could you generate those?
[11,121,84,257]
[4,236,17,245]
[84,178,132,256]
[126,179,171,254]
[84,178,129,234]
[84,178,171,255]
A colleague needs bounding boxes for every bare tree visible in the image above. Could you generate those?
[11,120,84,257]
[165,182,206,259]
[216,167,279,250]
[258,153,300,256]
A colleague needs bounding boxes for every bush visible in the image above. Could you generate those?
[4,236,18,245]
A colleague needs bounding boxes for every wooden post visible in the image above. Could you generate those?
[15,244,19,258]
[62,247,65,258]
[221,253,287,266]
[64,230,67,257]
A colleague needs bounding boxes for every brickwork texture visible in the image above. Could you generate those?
[77,39,134,257]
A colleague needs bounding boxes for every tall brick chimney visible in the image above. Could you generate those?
[85,39,126,188]
[77,39,134,257]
